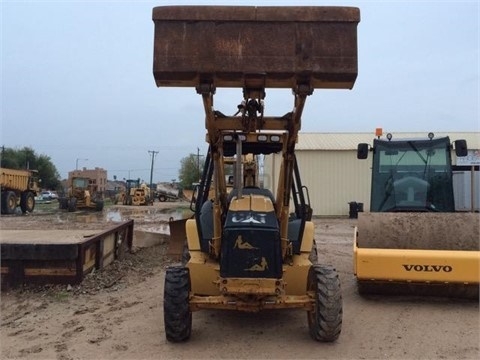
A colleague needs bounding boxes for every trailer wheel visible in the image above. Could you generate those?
[68,197,77,212]
[307,264,342,342]
[4,191,17,214]
[159,195,167,202]
[20,192,35,213]
[164,266,192,342]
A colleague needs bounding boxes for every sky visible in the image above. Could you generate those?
[1,0,479,183]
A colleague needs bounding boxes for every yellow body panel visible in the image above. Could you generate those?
[283,254,311,295]
[188,252,220,295]
[228,195,275,212]
[354,228,480,284]
[299,221,314,253]
[188,252,313,297]
[186,219,201,251]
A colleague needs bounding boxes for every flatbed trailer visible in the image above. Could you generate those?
[0,220,133,288]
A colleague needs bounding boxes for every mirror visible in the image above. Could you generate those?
[454,139,468,157]
[357,143,369,159]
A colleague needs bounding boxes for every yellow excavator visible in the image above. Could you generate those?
[354,132,479,298]
[152,5,360,341]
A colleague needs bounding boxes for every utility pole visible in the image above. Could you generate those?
[197,147,201,181]
[148,150,159,192]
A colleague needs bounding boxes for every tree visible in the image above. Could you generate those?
[178,154,205,190]
[0,146,61,190]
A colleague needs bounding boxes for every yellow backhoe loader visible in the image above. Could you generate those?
[153,5,360,341]
[354,132,479,298]
[59,177,104,212]
[115,179,152,206]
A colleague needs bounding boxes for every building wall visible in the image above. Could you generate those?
[263,150,372,216]
[453,170,480,211]
[68,167,108,193]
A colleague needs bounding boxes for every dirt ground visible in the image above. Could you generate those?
[1,201,479,360]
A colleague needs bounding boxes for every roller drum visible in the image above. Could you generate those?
[357,212,480,251]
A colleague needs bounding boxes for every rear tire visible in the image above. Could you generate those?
[58,197,68,209]
[4,191,17,214]
[68,197,77,212]
[20,192,35,213]
[164,266,192,342]
[307,264,342,342]
[95,200,104,211]
[1,191,6,214]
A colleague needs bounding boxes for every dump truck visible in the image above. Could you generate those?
[354,132,480,298]
[156,185,181,202]
[153,5,360,342]
[59,176,104,212]
[0,167,39,214]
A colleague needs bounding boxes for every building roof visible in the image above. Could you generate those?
[296,132,480,150]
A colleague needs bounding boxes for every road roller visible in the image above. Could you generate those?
[354,132,480,298]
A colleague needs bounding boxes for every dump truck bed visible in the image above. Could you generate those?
[153,6,359,89]
[1,168,32,191]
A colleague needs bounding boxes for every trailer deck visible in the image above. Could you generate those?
[0,220,134,287]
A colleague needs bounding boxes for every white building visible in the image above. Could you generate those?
[263,132,479,216]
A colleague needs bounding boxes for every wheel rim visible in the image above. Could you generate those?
[7,193,16,212]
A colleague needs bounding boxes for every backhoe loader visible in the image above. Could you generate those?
[153,5,360,341]
[354,132,479,298]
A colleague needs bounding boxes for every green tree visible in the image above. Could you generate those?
[178,154,205,190]
[1,146,61,190]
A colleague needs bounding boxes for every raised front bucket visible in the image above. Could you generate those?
[153,6,360,89]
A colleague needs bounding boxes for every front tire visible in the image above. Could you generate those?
[20,192,35,213]
[307,264,343,342]
[164,266,192,342]
[68,197,77,212]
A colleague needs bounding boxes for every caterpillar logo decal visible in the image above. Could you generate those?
[402,264,453,272]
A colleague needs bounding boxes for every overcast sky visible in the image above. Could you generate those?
[1,0,479,183]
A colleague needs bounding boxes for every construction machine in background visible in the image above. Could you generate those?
[59,176,104,212]
[153,5,360,342]
[354,132,480,298]
[115,179,152,206]
[0,167,39,214]
[156,184,181,202]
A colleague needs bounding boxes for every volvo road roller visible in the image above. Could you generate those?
[152,5,360,341]
[354,132,479,298]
